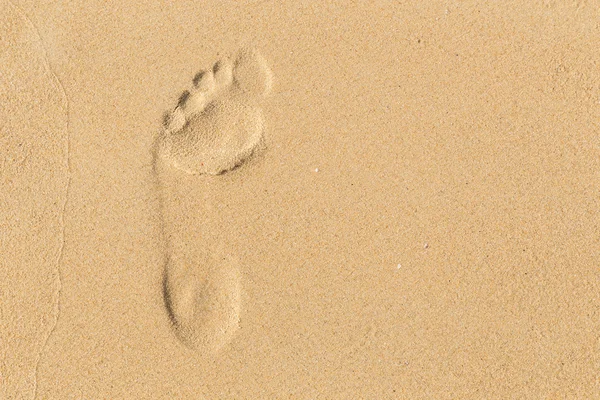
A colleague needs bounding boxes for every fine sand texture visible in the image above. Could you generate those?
[2,0,600,398]
[0,2,68,398]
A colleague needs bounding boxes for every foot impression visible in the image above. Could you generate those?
[158,46,273,175]
[154,47,272,354]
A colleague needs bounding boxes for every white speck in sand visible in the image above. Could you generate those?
[314,168,319,172]
[397,264,401,269]
[424,243,429,249]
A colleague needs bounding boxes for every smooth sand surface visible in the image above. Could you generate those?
[2,0,600,398]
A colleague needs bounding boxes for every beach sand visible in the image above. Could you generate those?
[1,0,600,398]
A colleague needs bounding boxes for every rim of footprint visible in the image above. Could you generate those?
[157,47,273,175]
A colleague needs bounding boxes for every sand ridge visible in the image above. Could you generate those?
[0,1,69,398]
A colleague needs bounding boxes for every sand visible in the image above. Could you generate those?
[1,0,600,398]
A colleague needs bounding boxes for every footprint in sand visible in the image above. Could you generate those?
[152,47,272,353]
[158,46,272,175]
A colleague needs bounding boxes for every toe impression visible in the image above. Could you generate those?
[233,47,273,98]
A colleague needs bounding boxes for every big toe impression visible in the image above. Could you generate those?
[233,47,273,98]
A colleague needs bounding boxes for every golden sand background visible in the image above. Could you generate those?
[1,0,600,398]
